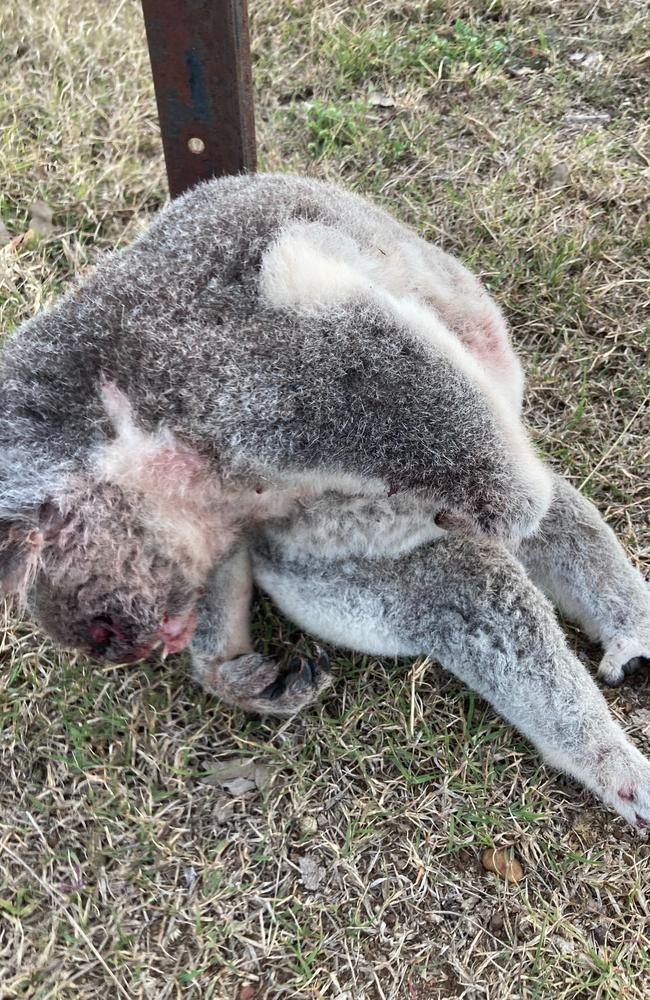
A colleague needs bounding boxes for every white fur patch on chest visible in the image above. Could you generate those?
[262,491,448,562]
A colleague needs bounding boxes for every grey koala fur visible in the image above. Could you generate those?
[1,173,649,826]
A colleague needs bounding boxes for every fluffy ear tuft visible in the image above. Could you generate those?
[0,515,44,602]
[97,380,210,500]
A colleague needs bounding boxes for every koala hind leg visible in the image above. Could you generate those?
[518,474,650,687]
[189,544,331,716]
[253,535,650,827]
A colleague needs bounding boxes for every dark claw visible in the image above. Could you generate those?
[315,647,331,672]
[259,675,289,701]
[285,654,316,692]
[623,656,650,677]
[259,649,330,702]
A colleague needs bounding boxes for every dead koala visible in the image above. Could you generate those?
[1,174,649,825]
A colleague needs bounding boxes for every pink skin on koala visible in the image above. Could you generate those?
[85,607,198,661]
[159,609,200,654]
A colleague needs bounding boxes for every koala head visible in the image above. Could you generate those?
[0,384,235,662]
[0,480,210,663]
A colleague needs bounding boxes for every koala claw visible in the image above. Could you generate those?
[194,648,332,717]
[261,648,330,700]
[598,634,650,687]
[257,648,332,717]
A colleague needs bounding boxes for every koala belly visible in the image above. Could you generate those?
[249,492,446,656]
[258,491,447,562]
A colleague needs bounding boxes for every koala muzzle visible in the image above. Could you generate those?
[86,614,154,663]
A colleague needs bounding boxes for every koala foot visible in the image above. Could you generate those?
[193,648,332,717]
[597,633,650,687]
[594,742,650,830]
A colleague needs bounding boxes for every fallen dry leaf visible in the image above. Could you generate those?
[212,795,236,824]
[298,855,323,891]
[481,847,524,884]
[569,50,604,69]
[369,91,395,107]
[29,199,55,237]
[554,935,577,956]
[299,815,318,836]
[221,775,257,796]
[238,985,256,1000]
[543,163,570,189]
[202,757,273,797]
[6,230,36,253]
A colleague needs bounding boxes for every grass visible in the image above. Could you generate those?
[1,0,650,996]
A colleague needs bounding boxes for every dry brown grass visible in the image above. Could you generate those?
[1,1,649,997]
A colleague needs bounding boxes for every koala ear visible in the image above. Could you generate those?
[0,514,44,599]
[97,379,211,500]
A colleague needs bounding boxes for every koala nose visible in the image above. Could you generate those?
[88,616,116,646]
[86,615,152,663]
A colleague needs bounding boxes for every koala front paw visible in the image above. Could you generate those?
[598,633,650,687]
[194,651,280,702]
[193,648,332,717]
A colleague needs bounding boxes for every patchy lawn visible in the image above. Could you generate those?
[1,1,649,997]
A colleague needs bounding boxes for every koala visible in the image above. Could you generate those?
[1,173,649,827]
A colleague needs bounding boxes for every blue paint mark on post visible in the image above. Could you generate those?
[185,48,210,122]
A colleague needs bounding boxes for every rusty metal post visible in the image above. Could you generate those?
[141,0,256,198]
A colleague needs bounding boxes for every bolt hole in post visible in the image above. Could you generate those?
[187,136,205,154]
